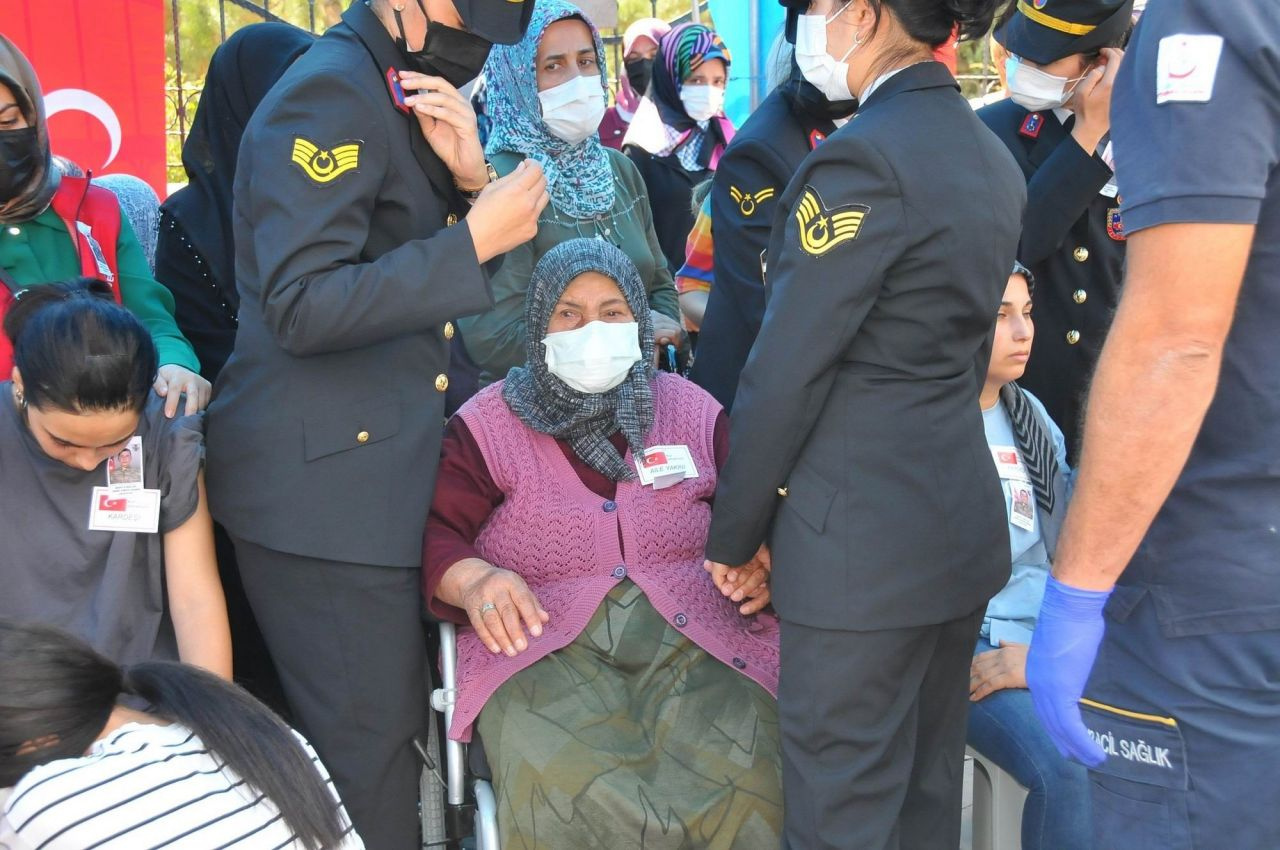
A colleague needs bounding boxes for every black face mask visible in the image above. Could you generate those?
[0,127,40,199]
[392,0,492,88]
[624,56,653,95]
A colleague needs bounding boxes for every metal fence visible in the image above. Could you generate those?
[165,1,1001,182]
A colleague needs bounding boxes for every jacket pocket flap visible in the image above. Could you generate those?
[784,465,837,534]
[303,394,401,462]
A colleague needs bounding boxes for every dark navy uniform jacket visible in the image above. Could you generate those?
[978,98,1126,456]
[704,63,1026,630]
[689,85,836,411]
[206,2,495,568]
[1108,0,1280,638]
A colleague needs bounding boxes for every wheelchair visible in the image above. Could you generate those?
[418,620,500,850]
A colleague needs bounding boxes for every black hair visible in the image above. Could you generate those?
[3,277,157,413]
[0,619,348,850]
[865,0,1014,47]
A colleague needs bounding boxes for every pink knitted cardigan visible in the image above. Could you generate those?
[448,373,779,741]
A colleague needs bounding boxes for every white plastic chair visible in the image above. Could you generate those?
[968,746,1028,850]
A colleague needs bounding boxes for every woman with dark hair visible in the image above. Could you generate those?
[0,36,209,417]
[701,0,1025,846]
[966,264,1091,849]
[623,23,736,273]
[0,279,230,676]
[425,238,781,847]
[155,23,315,384]
[0,619,363,849]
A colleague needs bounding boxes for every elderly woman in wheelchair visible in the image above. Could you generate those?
[423,239,782,849]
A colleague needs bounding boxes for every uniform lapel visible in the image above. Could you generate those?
[344,2,466,208]
[1026,111,1070,170]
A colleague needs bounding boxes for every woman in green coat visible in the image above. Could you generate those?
[458,0,682,387]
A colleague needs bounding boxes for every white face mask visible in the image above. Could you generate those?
[538,74,607,144]
[679,84,725,122]
[794,2,860,103]
[1005,55,1087,113]
[543,320,642,394]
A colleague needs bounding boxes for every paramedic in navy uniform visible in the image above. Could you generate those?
[702,0,1025,847]
[1025,2,1280,849]
[205,1,541,847]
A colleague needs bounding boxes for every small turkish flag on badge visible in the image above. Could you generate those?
[98,493,128,511]
[643,451,668,468]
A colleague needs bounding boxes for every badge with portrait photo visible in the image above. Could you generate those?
[1008,479,1036,532]
[105,436,144,495]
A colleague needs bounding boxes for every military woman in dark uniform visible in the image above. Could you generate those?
[703,0,1025,846]
[204,1,542,847]
[689,0,857,412]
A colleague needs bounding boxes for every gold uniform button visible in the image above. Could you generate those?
[1066,330,1081,345]
[777,486,789,497]
[356,430,370,444]
[443,321,455,340]
[1073,246,1090,262]
[1073,289,1088,304]
[435,374,449,392]
[446,213,458,227]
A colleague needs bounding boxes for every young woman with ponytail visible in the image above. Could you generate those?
[0,278,230,675]
[0,619,363,849]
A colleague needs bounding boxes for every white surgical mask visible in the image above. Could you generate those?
[794,2,860,103]
[538,74,607,144]
[679,84,725,122]
[543,320,641,394]
[1005,55,1087,113]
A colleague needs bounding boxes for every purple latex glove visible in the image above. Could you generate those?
[1026,575,1112,767]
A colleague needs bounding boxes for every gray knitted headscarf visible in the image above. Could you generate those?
[0,35,59,223]
[502,238,656,481]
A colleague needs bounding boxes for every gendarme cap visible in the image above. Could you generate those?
[996,0,1134,65]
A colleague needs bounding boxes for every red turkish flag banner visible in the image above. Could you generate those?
[0,0,167,196]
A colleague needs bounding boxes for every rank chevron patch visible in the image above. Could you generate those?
[794,185,870,257]
[290,137,362,185]
[729,185,776,217]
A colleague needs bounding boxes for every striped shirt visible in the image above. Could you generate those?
[0,722,364,849]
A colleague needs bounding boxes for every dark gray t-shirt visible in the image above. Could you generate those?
[0,388,204,664]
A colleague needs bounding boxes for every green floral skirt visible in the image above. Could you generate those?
[475,581,783,850]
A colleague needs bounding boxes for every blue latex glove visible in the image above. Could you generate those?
[1026,575,1112,767]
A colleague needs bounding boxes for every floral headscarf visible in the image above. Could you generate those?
[621,23,734,171]
[482,0,613,219]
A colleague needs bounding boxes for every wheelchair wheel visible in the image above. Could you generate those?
[419,709,447,847]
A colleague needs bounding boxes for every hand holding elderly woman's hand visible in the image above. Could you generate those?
[442,558,549,657]
[704,543,772,616]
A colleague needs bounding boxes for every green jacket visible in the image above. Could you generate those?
[0,206,200,372]
[459,147,680,385]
